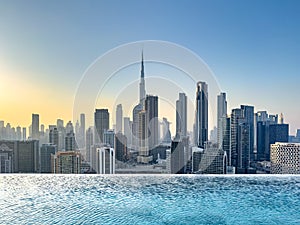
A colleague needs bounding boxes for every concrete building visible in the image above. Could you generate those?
[271,142,300,174]
[0,142,14,173]
[198,143,227,174]
[53,151,81,174]
[96,146,115,174]
[170,139,185,174]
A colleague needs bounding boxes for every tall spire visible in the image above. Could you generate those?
[139,51,146,103]
[141,50,144,78]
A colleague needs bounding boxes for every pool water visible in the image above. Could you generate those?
[1,175,300,224]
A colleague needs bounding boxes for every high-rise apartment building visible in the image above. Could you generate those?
[271,142,300,174]
[53,151,81,174]
[0,142,14,173]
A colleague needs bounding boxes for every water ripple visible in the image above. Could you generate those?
[0,175,300,224]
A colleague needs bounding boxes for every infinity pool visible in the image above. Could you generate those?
[0,175,299,224]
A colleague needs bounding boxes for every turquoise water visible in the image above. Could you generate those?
[0,175,300,224]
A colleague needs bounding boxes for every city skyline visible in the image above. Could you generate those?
[1,0,300,135]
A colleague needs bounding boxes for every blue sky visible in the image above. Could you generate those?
[0,0,300,134]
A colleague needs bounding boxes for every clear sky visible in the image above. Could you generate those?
[0,0,300,135]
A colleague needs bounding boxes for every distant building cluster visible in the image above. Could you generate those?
[0,53,299,174]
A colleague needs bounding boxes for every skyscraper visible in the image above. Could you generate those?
[32,114,39,140]
[230,108,243,168]
[223,117,231,166]
[230,105,254,173]
[256,111,288,161]
[80,113,85,148]
[94,109,109,144]
[217,93,227,148]
[241,105,254,161]
[176,93,187,138]
[65,132,76,151]
[56,119,65,151]
[86,127,94,163]
[132,53,146,150]
[49,127,59,147]
[237,121,250,172]
[194,81,208,148]
[116,104,123,134]
[137,110,151,163]
[145,95,159,151]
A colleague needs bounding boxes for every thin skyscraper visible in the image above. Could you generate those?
[116,104,123,134]
[194,82,208,148]
[32,114,39,140]
[176,93,187,138]
[217,93,227,148]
